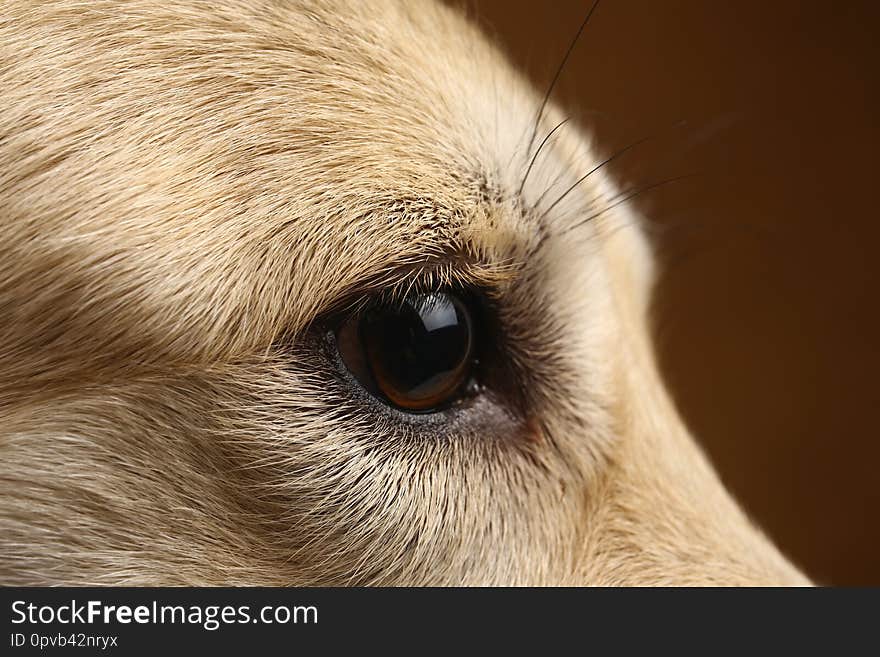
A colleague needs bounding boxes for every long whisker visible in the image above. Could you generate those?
[560,173,696,237]
[518,117,570,197]
[522,0,601,161]
[535,134,653,219]
[527,174,695,259]
[536,117,689,219]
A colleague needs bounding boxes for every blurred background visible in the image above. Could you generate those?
[467,0,879,585]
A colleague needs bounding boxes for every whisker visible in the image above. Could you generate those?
[527,173,696,259]
[517,117,570,197]
[534,118,689,219]
[560,173,696,237]
[536,134,653,219]
[522,0,601,161]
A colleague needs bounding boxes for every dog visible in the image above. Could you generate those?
[0,0,808,585]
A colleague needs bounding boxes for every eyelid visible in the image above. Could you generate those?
[313,256,510,331]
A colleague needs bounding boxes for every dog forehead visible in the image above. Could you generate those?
[2,0,555,364]
[76,1,529,222]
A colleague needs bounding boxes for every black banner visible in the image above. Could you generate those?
[1,587,876,652]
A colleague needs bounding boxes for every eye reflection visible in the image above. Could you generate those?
[335,292,476,412]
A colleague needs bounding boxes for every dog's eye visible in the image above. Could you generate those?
[335,292,476,413]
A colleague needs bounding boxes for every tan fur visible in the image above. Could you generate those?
[0,0,807,585]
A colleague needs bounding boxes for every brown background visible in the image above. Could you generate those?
[468,0,879,585]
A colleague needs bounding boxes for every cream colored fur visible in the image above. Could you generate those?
[0,0,807,585]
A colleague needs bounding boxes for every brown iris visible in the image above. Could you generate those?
[335,292,475,412]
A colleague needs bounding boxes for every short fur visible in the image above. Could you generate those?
[0,0,807,585]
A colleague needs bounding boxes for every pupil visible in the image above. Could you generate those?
[361,293,473,410]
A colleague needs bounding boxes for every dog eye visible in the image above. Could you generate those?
[335,292,476,413]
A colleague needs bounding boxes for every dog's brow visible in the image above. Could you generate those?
[284,194,526,326]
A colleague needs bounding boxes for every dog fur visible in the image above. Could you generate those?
[0,0,808,585]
